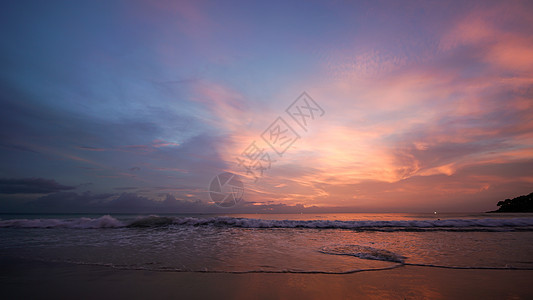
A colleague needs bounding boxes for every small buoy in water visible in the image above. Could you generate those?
[434,211,437,214]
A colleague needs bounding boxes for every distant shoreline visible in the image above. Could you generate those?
[487,192,533,213]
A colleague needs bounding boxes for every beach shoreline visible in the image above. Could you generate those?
[2,257,532,299]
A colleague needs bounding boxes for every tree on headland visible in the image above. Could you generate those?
[491,192,533,212]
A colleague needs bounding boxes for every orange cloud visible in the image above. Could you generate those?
[237,2,533,209]
[439,1,533,72]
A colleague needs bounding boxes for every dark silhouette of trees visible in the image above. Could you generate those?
[492,192,533,212]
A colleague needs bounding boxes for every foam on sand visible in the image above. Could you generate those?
[320,244,406,263]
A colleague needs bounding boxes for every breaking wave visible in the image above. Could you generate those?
[1,215,533,231]
[127,216,533,231]
[0,215,124,228]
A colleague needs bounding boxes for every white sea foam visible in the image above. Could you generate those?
[320,244,406,263]
[164,216,533,230]
[1,215,533,230]
[0,215,124,228]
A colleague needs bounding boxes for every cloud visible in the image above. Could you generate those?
[77,146,106,152]
[1,0,532,213]
[114,187,139,191]
[439,1,533,73]
[0,178,76,194]
[0,189,351,214]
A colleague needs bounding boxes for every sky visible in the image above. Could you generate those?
[0,0,532,213]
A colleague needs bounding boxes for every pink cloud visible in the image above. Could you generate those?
[439,1,533,72]
[238,2,533,209]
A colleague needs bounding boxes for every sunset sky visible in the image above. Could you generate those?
[1,0,532,213]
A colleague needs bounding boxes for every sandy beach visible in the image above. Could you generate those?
[2,258,532,300]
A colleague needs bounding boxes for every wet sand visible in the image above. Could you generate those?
[1,258,532,299]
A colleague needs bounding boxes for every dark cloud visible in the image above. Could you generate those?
[385,107,533,178]
[0,76,224,194]
[0,178,75,194]
[114,187,138,191]
[27,191,114,212]
[0,191,201,213]
[0,189,350,214]
[77,146,106,151]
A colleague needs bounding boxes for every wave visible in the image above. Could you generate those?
[128,216,533,231]
[0,215,124,228]
[1,215,533,230]
[320,244,405,263]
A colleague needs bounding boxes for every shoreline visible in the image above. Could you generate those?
[2,258,533,299]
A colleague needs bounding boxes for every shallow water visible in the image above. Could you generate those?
[1,213,532,273]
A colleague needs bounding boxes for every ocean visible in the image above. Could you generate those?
[1,213,533,274]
